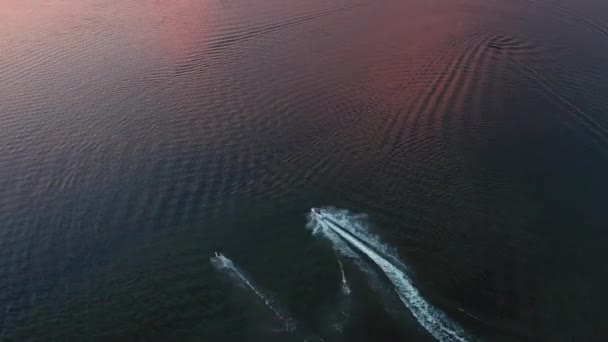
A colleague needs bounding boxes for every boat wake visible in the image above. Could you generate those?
[308,208,470,342]
[311,216,389,297]
[210,252,296,333]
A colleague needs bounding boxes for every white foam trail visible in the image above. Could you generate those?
[310,213,406,332]
[311,209,470,342]
[308,212,404,316]
[210,252,296,332]
[335,252,351,296]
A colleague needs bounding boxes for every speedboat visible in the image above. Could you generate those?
[311,207,326,220]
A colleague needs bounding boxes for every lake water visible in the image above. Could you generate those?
[2,0,608,340]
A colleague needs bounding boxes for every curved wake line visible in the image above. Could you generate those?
[494,49,608,147]
[210,252,296,332]
[311,210,469,342]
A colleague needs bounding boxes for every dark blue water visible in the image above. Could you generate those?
[1,0,608,340]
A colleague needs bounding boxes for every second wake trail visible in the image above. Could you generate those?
[210,252,296,333]
[335,252,351,296]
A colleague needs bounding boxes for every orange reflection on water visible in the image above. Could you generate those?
[137,0,215,61]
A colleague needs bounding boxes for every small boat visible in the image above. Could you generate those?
[311,207,325,219]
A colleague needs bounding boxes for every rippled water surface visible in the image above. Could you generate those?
[2,0,608,340]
